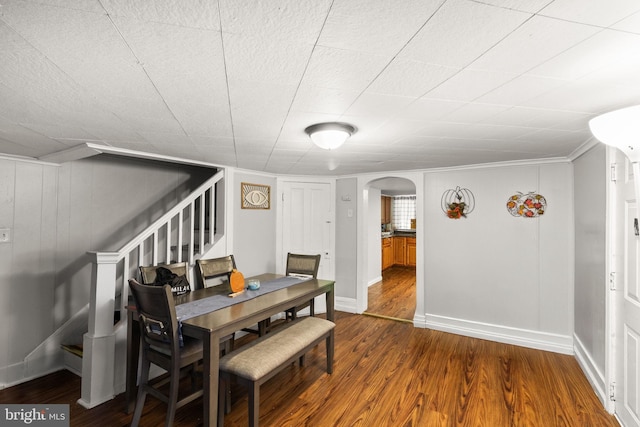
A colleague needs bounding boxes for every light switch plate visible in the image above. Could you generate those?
[0,228,11,243]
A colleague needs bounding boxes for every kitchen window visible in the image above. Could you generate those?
[392,195,416,230]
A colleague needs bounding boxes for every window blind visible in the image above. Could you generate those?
[392,196,416,230]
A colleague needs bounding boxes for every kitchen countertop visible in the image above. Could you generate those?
[382,231,416,238]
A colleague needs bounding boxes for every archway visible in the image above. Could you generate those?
[356,172,424,326]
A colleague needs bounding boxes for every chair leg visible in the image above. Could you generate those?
[224,372,232,414]
[165,363,181,427]
[258,320,267,336]
[310,299,315,316]
[223,335,234,355]
[130,359,150,427]
[218,374,227,427]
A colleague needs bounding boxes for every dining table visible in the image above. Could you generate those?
[125,273,335,427]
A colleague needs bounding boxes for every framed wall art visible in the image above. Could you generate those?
[241,182,270,209]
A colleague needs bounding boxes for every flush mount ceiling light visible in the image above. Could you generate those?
[589,105,640,162]
[305,122,356,150]
[590,105,640,217]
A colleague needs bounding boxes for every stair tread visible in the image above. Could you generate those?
[61,344,83,358]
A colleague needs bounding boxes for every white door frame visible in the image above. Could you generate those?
[606,145,618,414]
[607,145,640,425]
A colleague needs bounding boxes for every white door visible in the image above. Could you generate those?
[281,181,333,281]
[612,149,640,426]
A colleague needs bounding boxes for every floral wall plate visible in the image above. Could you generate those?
[506,192,546,218]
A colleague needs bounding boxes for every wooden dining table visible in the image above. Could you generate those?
[125,273,335,427]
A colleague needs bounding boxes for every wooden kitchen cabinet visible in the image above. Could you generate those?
[406,237,416,266]
[393,236,406,265]
[382,237,393,270]
[381,196,392,224]
[383,236,416,268]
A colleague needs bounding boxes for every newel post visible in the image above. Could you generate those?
[78,251,119,409]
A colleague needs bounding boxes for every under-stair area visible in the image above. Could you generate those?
[53,169,227,408]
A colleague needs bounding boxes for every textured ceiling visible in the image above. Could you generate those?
[1,0,640,175]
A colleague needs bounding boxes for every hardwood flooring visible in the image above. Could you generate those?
[0,269,618,426]
[366,265,416,321]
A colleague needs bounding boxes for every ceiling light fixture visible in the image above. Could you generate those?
[590,105,640,217]
[589,105,640,162]
[305,122,356,150]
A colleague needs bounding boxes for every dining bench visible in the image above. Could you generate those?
[218,316,335,427]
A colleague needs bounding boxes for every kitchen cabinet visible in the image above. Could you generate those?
[383,236,416,268]
[406,237,416,266]
[382,237,393,270]
[381,196,392,224]
[393,236,406,265]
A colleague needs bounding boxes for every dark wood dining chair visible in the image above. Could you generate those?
[139,261,189,286]
[284,253,321,321]
[194,255,239,351]
[128,278,203,427]
[195,255,236,293]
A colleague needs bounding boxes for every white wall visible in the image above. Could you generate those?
[231,171,277,277]
[0,159,58,387]
[368,187,382,286]
[423,162,574,353]
[572,144,607,394]
[0,155,212,387]
[335,178,357,300]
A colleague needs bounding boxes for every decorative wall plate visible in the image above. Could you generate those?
[506,192,546,218]
[441,186,475,219]
[241,182,270,209]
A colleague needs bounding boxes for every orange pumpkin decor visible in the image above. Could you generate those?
[507,192,546,218]
[441,186,475,219]
[229,269,245,293]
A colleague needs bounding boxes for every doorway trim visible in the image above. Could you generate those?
[356,171,425,327]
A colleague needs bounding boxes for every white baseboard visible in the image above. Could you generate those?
[573,333,611,411]
[1,356,64,389]
[336,296,358,313]
[413,313,427,328]
[368,276,382,287]
[425,313,574,354]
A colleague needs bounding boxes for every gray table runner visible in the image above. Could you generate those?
[175,276,305,321]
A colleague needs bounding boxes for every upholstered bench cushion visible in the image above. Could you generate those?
[219,316,335,381]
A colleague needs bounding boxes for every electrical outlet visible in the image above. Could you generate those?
[0,228,11,243]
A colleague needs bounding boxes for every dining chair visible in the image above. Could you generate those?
[128,278,203,427]
[195,255,236,293]
[139,261,189,286]
[284,253,321,321]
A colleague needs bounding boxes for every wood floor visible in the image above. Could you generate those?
[366,265,416,321]
[0,269,619,426]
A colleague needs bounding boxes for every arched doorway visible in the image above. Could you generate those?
[356,173,424,326]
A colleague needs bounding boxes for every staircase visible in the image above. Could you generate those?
[74,169,226,408]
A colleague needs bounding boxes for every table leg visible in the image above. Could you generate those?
[125,310,140,414]
[202,333,220,427]
[326,285,335,322]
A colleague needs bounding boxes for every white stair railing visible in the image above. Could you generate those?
[78,170,225,409]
